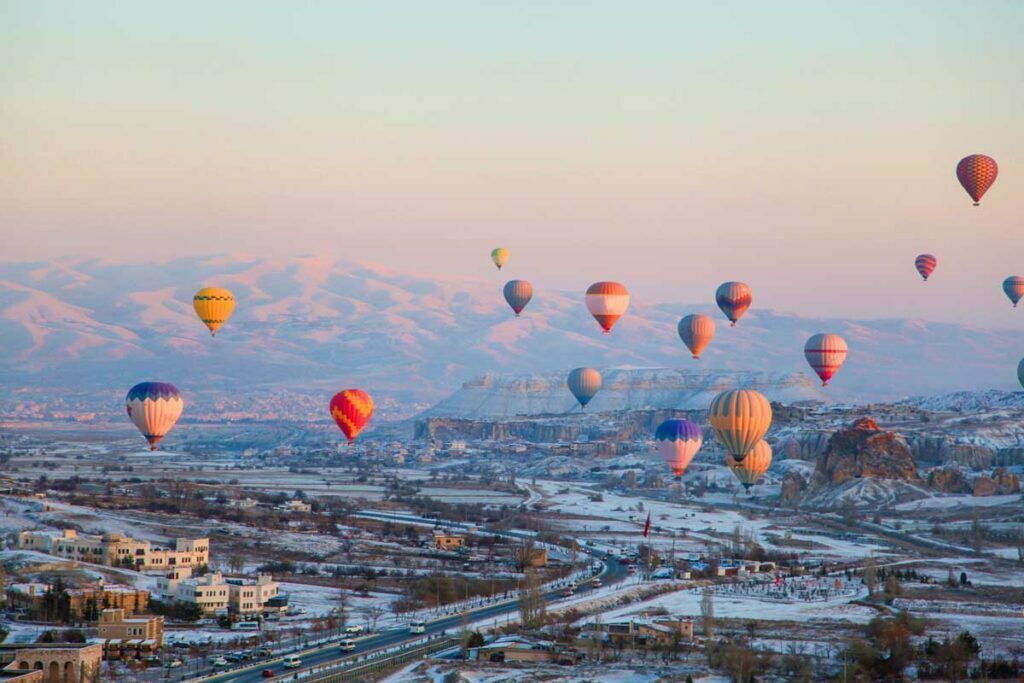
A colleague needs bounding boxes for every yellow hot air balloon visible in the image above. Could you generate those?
[708,389,772,461]
[726,440,772,492]
[491,248,509,270]
[193,287,236,336]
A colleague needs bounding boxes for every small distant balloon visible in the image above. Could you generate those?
[503,280,533,317]
[678,314,716,359]
[125,382,184,451]
[708,389,772,461]
[330,389,374,443]
[715,282,752,326]
[914,254,936,282]
[1003,276,1024,307]
[567,368,602,409]
[193,287,236,336]
[585,281,630,333]
[655,418,703,480]
[491,248,509,270]
[956,154,998,206]
[804,333,849,387]
[726,440,772,492]
[1018,358,1024,390]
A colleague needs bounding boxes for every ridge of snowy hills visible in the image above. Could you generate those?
[1,255,1021,414]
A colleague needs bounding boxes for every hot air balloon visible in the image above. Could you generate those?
[585,281,630,333]
[330,389,374,443]
[715,282,752,326]
[726,440,772,492]
[491,248,509,270]
[567,368,602,410]
[655,418,703,480]
[708,389,772,461]
[1018,358,1024,390]
[804,333,848,387]
[915,254,937,281]
[125,382,184,451]
[503,280,533,317]
[956,154,998,206]
[678,314,716,359]
[1003,276,1024,307]
[192,287,236,336]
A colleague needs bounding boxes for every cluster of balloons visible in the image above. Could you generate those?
[127,286,376,450]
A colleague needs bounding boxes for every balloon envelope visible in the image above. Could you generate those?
[708,389,772,460]
[585,282,630,333]
[491,248,509,270]
[678,314,716,359]
[567,368,602,409]
[193,287,236,336]
[804,333,849,387]
[956,154,998,205]
[1019,358,1024,390]
[503,280,533,316]
[1003,276,1024,307]
[726,440,772,491]
[126,382,184,451]
[915,254,936,281]
[655,418,703,479]
[330,389,375,443]
[715,282,752,326]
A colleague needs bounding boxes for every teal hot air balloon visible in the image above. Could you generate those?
[503,280,533,317]
[567,368,602,409]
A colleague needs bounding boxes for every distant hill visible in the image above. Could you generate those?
[0,256,1020,416]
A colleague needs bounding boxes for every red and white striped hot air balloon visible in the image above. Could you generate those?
[715,282,752,326]
[956,154,998,206]
[915,254,937,281]
[585,282,630,333]
[804,333,848,387]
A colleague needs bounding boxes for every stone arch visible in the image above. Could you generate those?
[33,660,43,670]
[63,660,75,682]
[47,660,59,682]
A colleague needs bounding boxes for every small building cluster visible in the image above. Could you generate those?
[16,530,209,571]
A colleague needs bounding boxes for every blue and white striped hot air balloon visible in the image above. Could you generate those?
[125,382,184,451]
[655,418,703,480]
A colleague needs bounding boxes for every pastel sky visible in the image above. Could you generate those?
[2,1,1021,326]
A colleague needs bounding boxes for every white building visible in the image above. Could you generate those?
[225,574,279,614]
[275,499,311,513]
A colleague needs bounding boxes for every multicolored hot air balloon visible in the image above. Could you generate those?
[956,154,998,206]
[708,389,772,461]
[804,333,848,387]
[715,282,752,327]
[585,282,630,333]
[726,440,772,492]
[503,280,533,317]
[655,418,703,480]
[193,287,236,336]
[125,382,184,451]
[491,248,509,270]
[915,254,937,282]
[1003,276,1024,307]
[678,314,716,359]
[567,368,602,410]
[330,389,374,443]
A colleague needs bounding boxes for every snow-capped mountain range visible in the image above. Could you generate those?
[0,255,1020,416]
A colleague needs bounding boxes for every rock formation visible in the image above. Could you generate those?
[813,417,920,487]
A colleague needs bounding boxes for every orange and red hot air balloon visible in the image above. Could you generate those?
[915,254,937,281]
[585,281,630,333]
[330,389,375,443]
[956,154,998,206]
[804,333,848,387]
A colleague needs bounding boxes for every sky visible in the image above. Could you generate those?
[2,1,1022,326]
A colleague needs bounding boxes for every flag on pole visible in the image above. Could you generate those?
[642,512,651,538]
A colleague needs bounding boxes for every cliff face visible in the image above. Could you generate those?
[927,467,971,494]
[424,368,829,419]
[972,468,1021,496]
[813,418,920,487]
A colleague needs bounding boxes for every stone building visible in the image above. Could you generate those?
[97,608,164,647]
[16,530,208,570]
[0,643,102,683]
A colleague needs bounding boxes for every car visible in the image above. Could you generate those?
[282,654,301,669]
[626,566,637,575]
[339,639,356,651]
[225,653,244,663]
[261,669,274,678]
[561,588,574,597]
[211,657,228,668]
[256,647,273,657]
[408,621,426,634]
[172,641,190,650]
[590,578,602,588]
[345,624,364,634]
[165,659,183,669]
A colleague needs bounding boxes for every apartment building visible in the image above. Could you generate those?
[97,608,164,647]
[16,530,209,570]
[175,572,230,615]
[225,574,280,615]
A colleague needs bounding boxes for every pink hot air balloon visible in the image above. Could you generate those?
[585,282,630,333]
[915,254,936,281]
[956,154,998,206]
[804,333,848,387]
[678,314,716,359]
[715,282,752,327]
[1004,276,1024,307]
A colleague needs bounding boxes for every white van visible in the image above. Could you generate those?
[409,621,426,634]
[282,654,301,669]
[339,639,356,651]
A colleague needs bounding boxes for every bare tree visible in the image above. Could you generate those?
[863,556,877,598]
[518,569,546,629]
[700,587,715,640]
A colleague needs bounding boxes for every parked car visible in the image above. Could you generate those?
[165,659,183,669]
[256,647,273,657]
[210,657,228,668]
[345,624,364,634]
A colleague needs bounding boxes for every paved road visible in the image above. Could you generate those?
[196,553,626,683]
